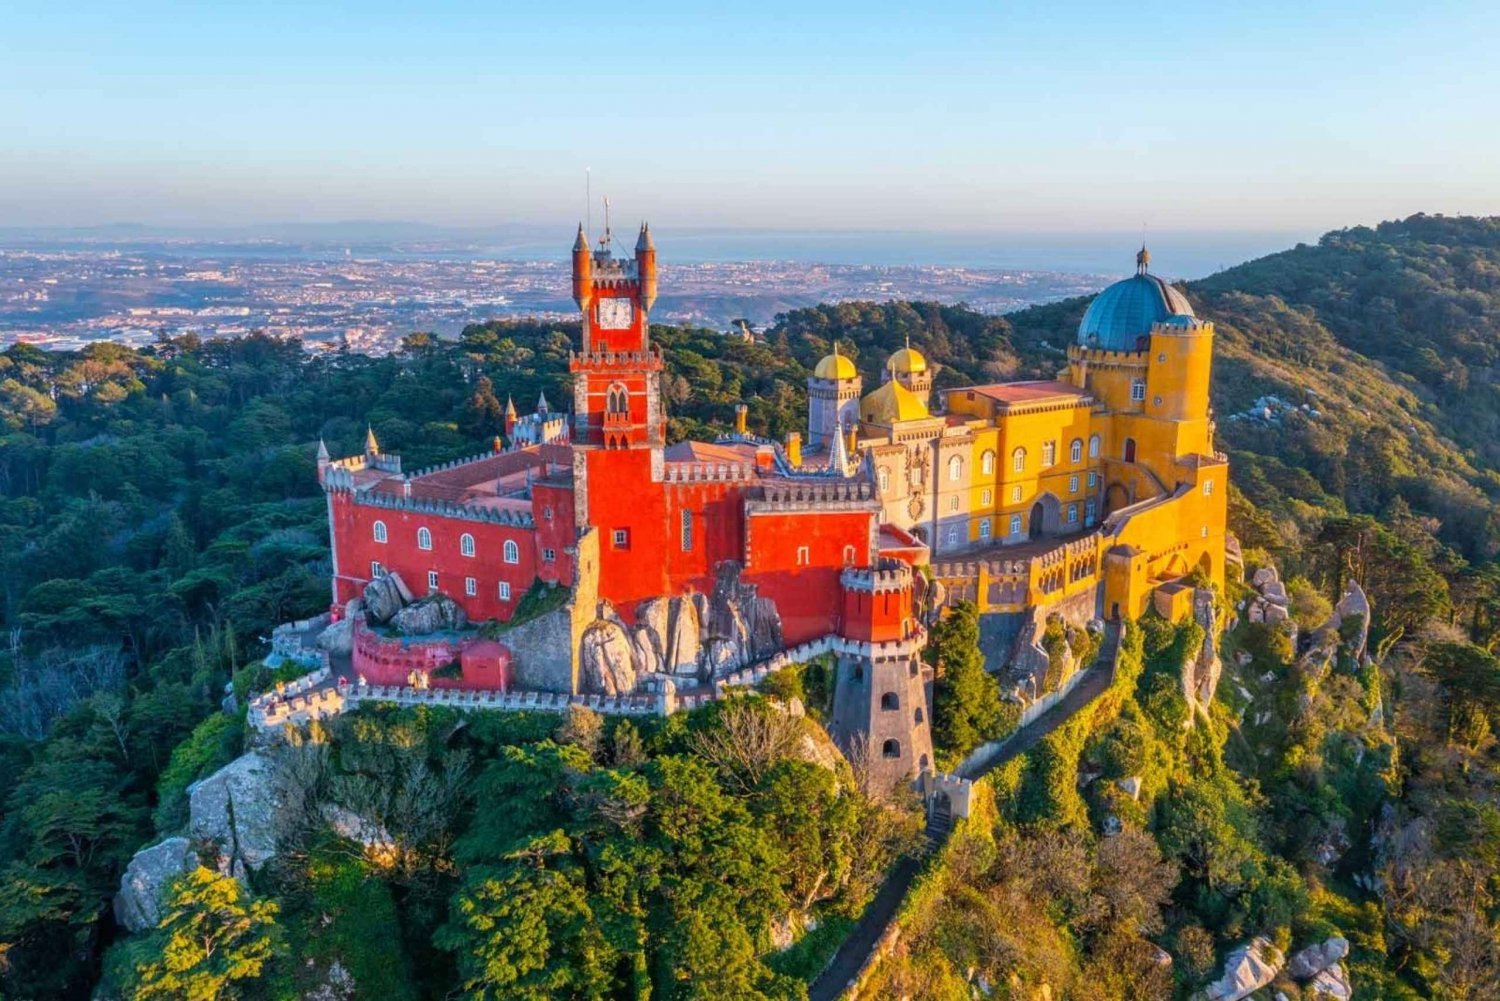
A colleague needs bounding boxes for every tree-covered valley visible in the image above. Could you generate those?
[3,214,1500,999]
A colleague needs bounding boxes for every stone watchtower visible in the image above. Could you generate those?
[829,560,935,789]
[807,343,861,449]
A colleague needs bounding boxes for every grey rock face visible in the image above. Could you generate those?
[316,614,354,654]
[114,837,198,932]
[391,593,468,635]
[1288,936,1350,980]
[188,752,298,873]
[1185,588,1223,716]
[1307,963,1351,1000]
[1195,936,1284,1001]
[579,619,638,695]
[363,573,413,624]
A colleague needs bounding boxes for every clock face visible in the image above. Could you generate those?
[597,298,634,330]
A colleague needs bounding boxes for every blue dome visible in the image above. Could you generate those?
[1077,270,1195,351]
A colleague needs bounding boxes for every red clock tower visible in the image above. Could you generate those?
[569,221,663,449]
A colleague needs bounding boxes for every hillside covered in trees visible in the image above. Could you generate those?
[2,214,1500,998]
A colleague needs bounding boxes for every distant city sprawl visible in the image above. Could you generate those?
[0,244,1106,354]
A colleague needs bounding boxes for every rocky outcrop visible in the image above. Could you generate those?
[579,618,638,695]
[1287,937,1349,980]
[1185,587,1223,716]
[1195,936,1284,1001]
[1298,581,1372,679]
[114,837,199,932]
[1307,964,1351,1000]
[316,608,355,655]
[1246,565,1294,641]
[391,593,468,635]
[188,751,300,875]
[363,572,414,625]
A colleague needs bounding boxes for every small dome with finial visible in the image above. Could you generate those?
[1076,248,1195,352]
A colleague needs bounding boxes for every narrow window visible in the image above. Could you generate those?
[681,510,693,552]
[1203,479,1214,496]
[843,545,856,565]
[427,570,439,591]
[1070,438,1083,463]
[503,539,520,563]
[981,450,995,475]
[370,560,383,578]
[1068,504,1078,524]
[612,529,629,550]
[1086,499,1097,525]
[1012,447,1026,472]
[464,576,477,596]
[1009,514,1022,536]
[1011,485,1022,503]
[417,527,432,550]
[880,692,900,711]
[498,581,512,601]
[1088,471,1099,488]
[1042,441,1056,467]
[878,467,890,492]
[948,455,962,481]
[882,739,901,759]
[948,496,959,513]
[1069,474,1079,494]
[914,707,925,724]
[1131,378,1146,402]
[1088,434,1101,458]
[460,533,475,557]
[979,519,992,539]
[796,545,810,566]
[373,520,387,544]
[543,548,556,562]
[946,528,957,545]
[981,488,992,505]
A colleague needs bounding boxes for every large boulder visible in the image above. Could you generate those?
[316,613,354,655]
[363,573,413,624]
[579,619,638,695]
[114,837,198,932]
[391,593,468,635]
[1185,588,1223,715]
[665,596,703,677]
[1195,936,1284,1001]
[1288,937,1349,980]
[1307,963,1351,1001]
[188,752,299,874]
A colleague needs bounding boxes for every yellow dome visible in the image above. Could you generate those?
[814,352,858,381]
[887,346,928,375]
[860,380,930,425]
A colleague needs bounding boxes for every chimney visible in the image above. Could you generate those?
[734,404,748,436]
[786,432,802,469]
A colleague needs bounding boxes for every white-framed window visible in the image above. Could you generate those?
[611,529,628,550]
[1070,438,1083,463]
[464,576,476,596]
[981,450,995,475]
[370,560,383,578]
[1009,514,1022,536]
[1203,479,1214,496]
[1011,485,1022,503]
[796,546,810,566]
[1088,434,1101,458]
[843,545,856,565]
[417,526,432,550]
[1086,499,1097,525]
[503,539,520,563]
[498,581,512,601]
[947,455,963,481]
[948,496,959,512]
[1069,474,1079,494]
[1012,447,1026,472]
[981,488,992,505]
[681,510,693,551]
[1067,504,1078,524]
[1088,471,1099,488]
[946,528,957,545]
[878,467,890,492]
[1201,525,1209,538]
[1131,378,1146,402]
[427,570,439,591]
[1041,441,1056,467]
[460,532,475,557]
[373,520,387,544]
[979,519,991,539]
[542,548,556,562]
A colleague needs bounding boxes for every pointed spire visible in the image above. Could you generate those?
[537,390,550,414]
[1136,244,1150,275]
[364,425,379,456]
[573,223,588,251]
[636,221,653,252]
[831,420,850,475]
[316,438,330,462]
[504,395,518,417]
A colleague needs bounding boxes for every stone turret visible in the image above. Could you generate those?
[635,222,657,310]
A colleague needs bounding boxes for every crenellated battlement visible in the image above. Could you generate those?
[340,487,536,527]
[569,349,663,370]
[662,461,757,484]
[747,480,875,513]
[841,558,913,594]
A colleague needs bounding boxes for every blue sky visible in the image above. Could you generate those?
[2,0,1497,234]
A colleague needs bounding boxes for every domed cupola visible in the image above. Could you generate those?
[1077,247,1195,352]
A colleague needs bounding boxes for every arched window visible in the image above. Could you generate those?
[1012,447,1026,473]
[947,455,963,481]
[843,545,856,565]
[882,739,901,759]
[1123,437,1137,463]
[607,383,628,413]
[948,496,959,512]
[460,533,475,557]
[914,707,924,724]
[1041,441,1057,467]
[878,467,890,492]
[981,450,995,475]
[1070,438,1083,463]
[1088,434,1101,458]
[372,520,387,544]
[503,539,520,564]
[417,527,432,551]
[880,692,900,711]
[1009,514,1022,535]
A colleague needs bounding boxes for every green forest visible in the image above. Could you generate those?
[3,213,1500,999]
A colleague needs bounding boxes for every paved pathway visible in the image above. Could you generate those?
[807,626,1120,1001]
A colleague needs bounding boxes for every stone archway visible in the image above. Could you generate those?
[1104,482,1131,515]
[1197,550,1214,580]
[1028,493,1062,540]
